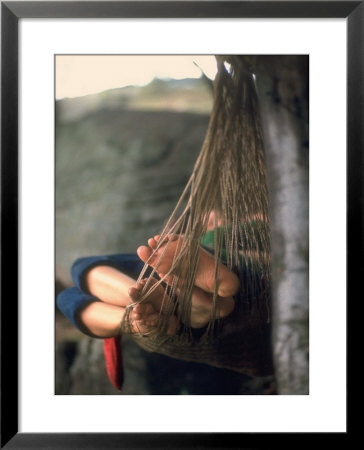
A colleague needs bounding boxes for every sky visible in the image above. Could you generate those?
[55,55,217,99]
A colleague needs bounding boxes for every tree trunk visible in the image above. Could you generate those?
[254,56,309,394]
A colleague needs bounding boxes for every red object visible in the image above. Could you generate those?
[103,336,124,391]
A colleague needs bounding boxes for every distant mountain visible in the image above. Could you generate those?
[56,77,213,123]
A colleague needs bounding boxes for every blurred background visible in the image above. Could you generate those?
[55,55,275,395]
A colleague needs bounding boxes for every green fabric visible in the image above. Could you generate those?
[200,228,227,261]
[200,220,268,261]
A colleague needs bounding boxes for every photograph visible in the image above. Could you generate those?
[1,0,355,446]
[55,54,308,396]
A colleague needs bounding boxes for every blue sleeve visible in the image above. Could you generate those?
[71,253,145,293]
[56,287,100,332]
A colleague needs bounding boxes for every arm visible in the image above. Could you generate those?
[85,265,136,308]
[57,286,126,338]
[77,301,125,338]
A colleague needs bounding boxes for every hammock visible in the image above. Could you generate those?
[121,56,273,377]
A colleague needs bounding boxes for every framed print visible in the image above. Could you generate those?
[1,1,360,448]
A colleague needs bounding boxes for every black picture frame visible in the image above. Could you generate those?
[1,1,359,448]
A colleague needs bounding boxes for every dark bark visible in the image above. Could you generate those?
[254,56,309,394]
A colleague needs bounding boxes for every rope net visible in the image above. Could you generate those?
[121,56,273,376]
